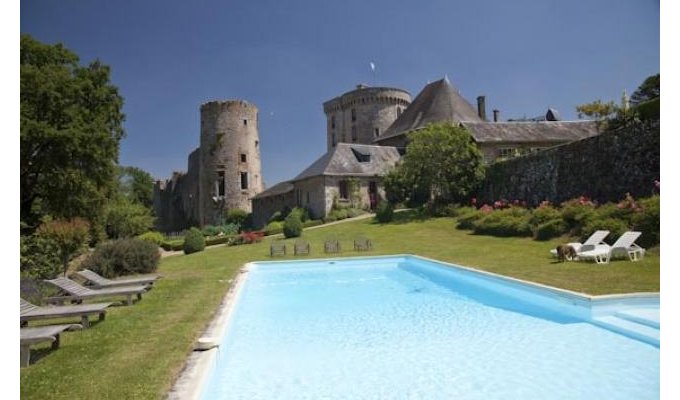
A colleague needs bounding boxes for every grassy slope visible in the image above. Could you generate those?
[20,212,660,399]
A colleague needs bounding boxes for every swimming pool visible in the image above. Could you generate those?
[198,255,659,399]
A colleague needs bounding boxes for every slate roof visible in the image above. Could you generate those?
[251,181,295,200]
[377,77,482,143]
[461,121,600,143]
[293,143,401,181]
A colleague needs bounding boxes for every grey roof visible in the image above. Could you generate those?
[251,181,295,200]
[462,121,600,143]
[377,77,482,142]
[294,143,401,181]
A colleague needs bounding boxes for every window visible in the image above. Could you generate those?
[351,108,356,122]
[397,107,402,117]
[241,153,247,163]
[243,119,248,126]
[306,192,310,204]
[351,126,357,142]
[374,128,380,138]
[240,172,248,190]
[332,133,336,147]
[331,115,336,129]
[339,180,349,200]
[351,147,371,163]
[255,140,259,148]
[216,171,225,196]
[497,147,519,159]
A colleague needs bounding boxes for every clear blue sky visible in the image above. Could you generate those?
[20,0,659,187]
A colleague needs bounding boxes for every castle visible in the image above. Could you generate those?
[154,77,600,232]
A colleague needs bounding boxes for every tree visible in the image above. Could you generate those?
[21,35,125,236]
[630,73,659,106]
[36,218,90,277]
[104,196,155,239]
[575,99,618,120]
[386,123,485,205]
[118,166,155,208]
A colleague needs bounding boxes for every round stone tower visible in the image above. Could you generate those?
[199,100,263,225]
[322,84,411,151]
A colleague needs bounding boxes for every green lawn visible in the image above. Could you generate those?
[20,211,660,399]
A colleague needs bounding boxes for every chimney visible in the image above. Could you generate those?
[476,96,486,121]
[493,109,500,122]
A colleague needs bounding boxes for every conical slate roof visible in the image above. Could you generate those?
[376,77,482,142]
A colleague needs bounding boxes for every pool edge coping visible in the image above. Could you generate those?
[167,253,659,399]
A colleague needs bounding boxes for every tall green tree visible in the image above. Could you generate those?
[575,99,619,120]
[118,166,155,208]
[384,123,485,205]
[20,35,126,236]
[630,73,660,106]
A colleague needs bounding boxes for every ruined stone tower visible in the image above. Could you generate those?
[322,85,411,151]
[198,100,263,225]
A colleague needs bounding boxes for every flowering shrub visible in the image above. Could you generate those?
[240,231,264,244]
[472,207,532,237]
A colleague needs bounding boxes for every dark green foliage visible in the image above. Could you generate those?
[225,209,249,230]
[630,73,659,106]
[20,234,62,279]
[560,198,597,235]
[456,207,485,230]
[183,227,206,254]
[534,219,568,241]
[21,35,125,235]
[302,220,324,228]
[160,239,184,251]
[264,221,284,236]
[202,225,220,237]
[137,231,165,246]
[36,218,90,277]
[205,235,237,246]
[636,98,660,120]
[283,213,303,238]
[528,204,562,229]
[581,218,629,243]
[631,196,660,247]
[289,207,310,222]
[472,208,532,237]
[269,211,284,223]
[118,166,155,208]
[375,202,394,223]
[80,238,160,278]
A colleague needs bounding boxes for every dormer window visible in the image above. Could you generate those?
[351,147,371,163]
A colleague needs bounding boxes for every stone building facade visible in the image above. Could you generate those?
[154,100,263,232]
[323,85,411,151]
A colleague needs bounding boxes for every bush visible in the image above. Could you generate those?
[560,197,597,235]
[205,235,237,246]
[104,197,154,239]
[219,223,240,236]
[472,208,532,237]
[289,207,310,222]
[240,231,265,244]
[183,227,206,254]
[225,209,249,230]
[581,218,629,244]
[346,208,365,218]
[20,234,62,279]
[375,202,394,223]
[283,213,303,238]
[303,219,323,228]
[137,231,165,245]
[80,238,160,278]
[528,204,562,229]
[160,239,184,251]
[455,207,485,230]
[631,195,660,248]
[264,221,284,236]
[37,217,91,277]
[534,219,568,241]
[202,225,220,237]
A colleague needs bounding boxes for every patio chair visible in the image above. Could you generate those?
[294,239,310,256]
[21,298,111,328]
[324,237,341,254]
[270,241,286,257]
[354,236,373,251]
[45,277,148,306]
[20,323,82,367]
[577,231,646,264]
[74,269,160,289]
[550,230,610,258]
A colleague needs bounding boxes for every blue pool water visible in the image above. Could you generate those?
[200,256,659,400]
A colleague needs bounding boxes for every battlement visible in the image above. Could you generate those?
[323,86,411,113]
[200,99,258,112]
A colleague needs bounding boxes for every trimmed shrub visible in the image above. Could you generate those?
[283,213,303,238]
[560,197,597,235]
[240,231,265,244]
[37,217,91,277]
[472,208,532,237]
[375,202,394,223]
[346,208,365,218]
[534,219,568,241]
[137,231,165,245]
[202,225,220,237]
[631,195,660,248]
[225,209,249,230]
[264,221,284,236]
[219,223,240,236]
[205,235,237,246]
[160,239,184,251]
[581,218,629,243]
[80,238,160,278]
[528,204,562,229]
[456,207,485,230]
[183,227,206,254]
[303,219,323,228]
[289,207,310,222]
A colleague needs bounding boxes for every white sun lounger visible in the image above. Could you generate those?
[550,230,610,257]
[577,231,646,264]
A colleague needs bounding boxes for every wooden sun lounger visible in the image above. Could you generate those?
[21,298,111,328]
[45,277,148,306]
[20,324,82,367]
[74,269,160,289]
[270,241,286,257]
[294,240,310,256]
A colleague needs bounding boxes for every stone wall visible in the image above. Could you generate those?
[476,121,660,206]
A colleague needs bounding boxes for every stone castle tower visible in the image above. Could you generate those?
[198,100,263,224]
[322,85,411,151]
